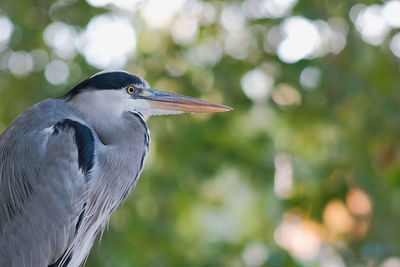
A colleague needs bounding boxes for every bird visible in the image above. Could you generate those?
[0,70,231,267]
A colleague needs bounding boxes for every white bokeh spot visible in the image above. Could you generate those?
[8,51,34,76]
[86,0,143,10]
[43,22,77,59]
[380,257,400,267]
[383,0,400,28]
[242,242,269,267]
[241,69,274,101]
[45,60,70,85]
[353,4,390,46]
[277,16,320,63]
[0,16,14,51]
[243,0,298,19]
[171,16,198,45]
[390,33,400,58]
[77,14,136,69]
[141,0,185,29]
[300,66,321,90]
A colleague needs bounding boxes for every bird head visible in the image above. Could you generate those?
[65,71,231,118]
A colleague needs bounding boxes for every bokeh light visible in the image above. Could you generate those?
[319,247,346,267]
[43,22,77,59]
[382,0,400,28]
[274,153,293,199]
[141,0,185,29]
[300,66,321,90]
[241,68,273,102]
[242,0,298,19]
[277,16,320,63]
[170,16,198,45]
[242,242,269,267]
[220,3,246,32]
[275,213,322,262]
[390,33,400,57]
[276,16,346,63]
[351,4,389,46]
[0,16,14,51]
[346,188,372,217]
[272,84,301,107]
[8,51,33,76]
[77,14,136,69]
[45,60,70,85]
[86,0,143,10]
[380,257,400,267]
[323,199,354,237]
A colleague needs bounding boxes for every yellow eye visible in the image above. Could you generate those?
[127,86,135,94]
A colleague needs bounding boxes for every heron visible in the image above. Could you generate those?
[0,70,231,267]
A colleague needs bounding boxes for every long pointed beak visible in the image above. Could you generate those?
[140,89,232,113]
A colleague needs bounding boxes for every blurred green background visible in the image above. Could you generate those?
[1,0,400,266]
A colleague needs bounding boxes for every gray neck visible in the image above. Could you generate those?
[66,98,148,146]
[88,111,147,147]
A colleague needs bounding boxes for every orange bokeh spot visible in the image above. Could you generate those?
[346,188,372,217]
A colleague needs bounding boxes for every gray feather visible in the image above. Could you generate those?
[0,98,150,266]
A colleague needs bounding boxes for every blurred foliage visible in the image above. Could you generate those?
[1,0,400,266]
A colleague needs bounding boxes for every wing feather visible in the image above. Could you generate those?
[0,116,95,267]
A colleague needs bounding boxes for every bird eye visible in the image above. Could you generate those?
[127,86,136,94]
